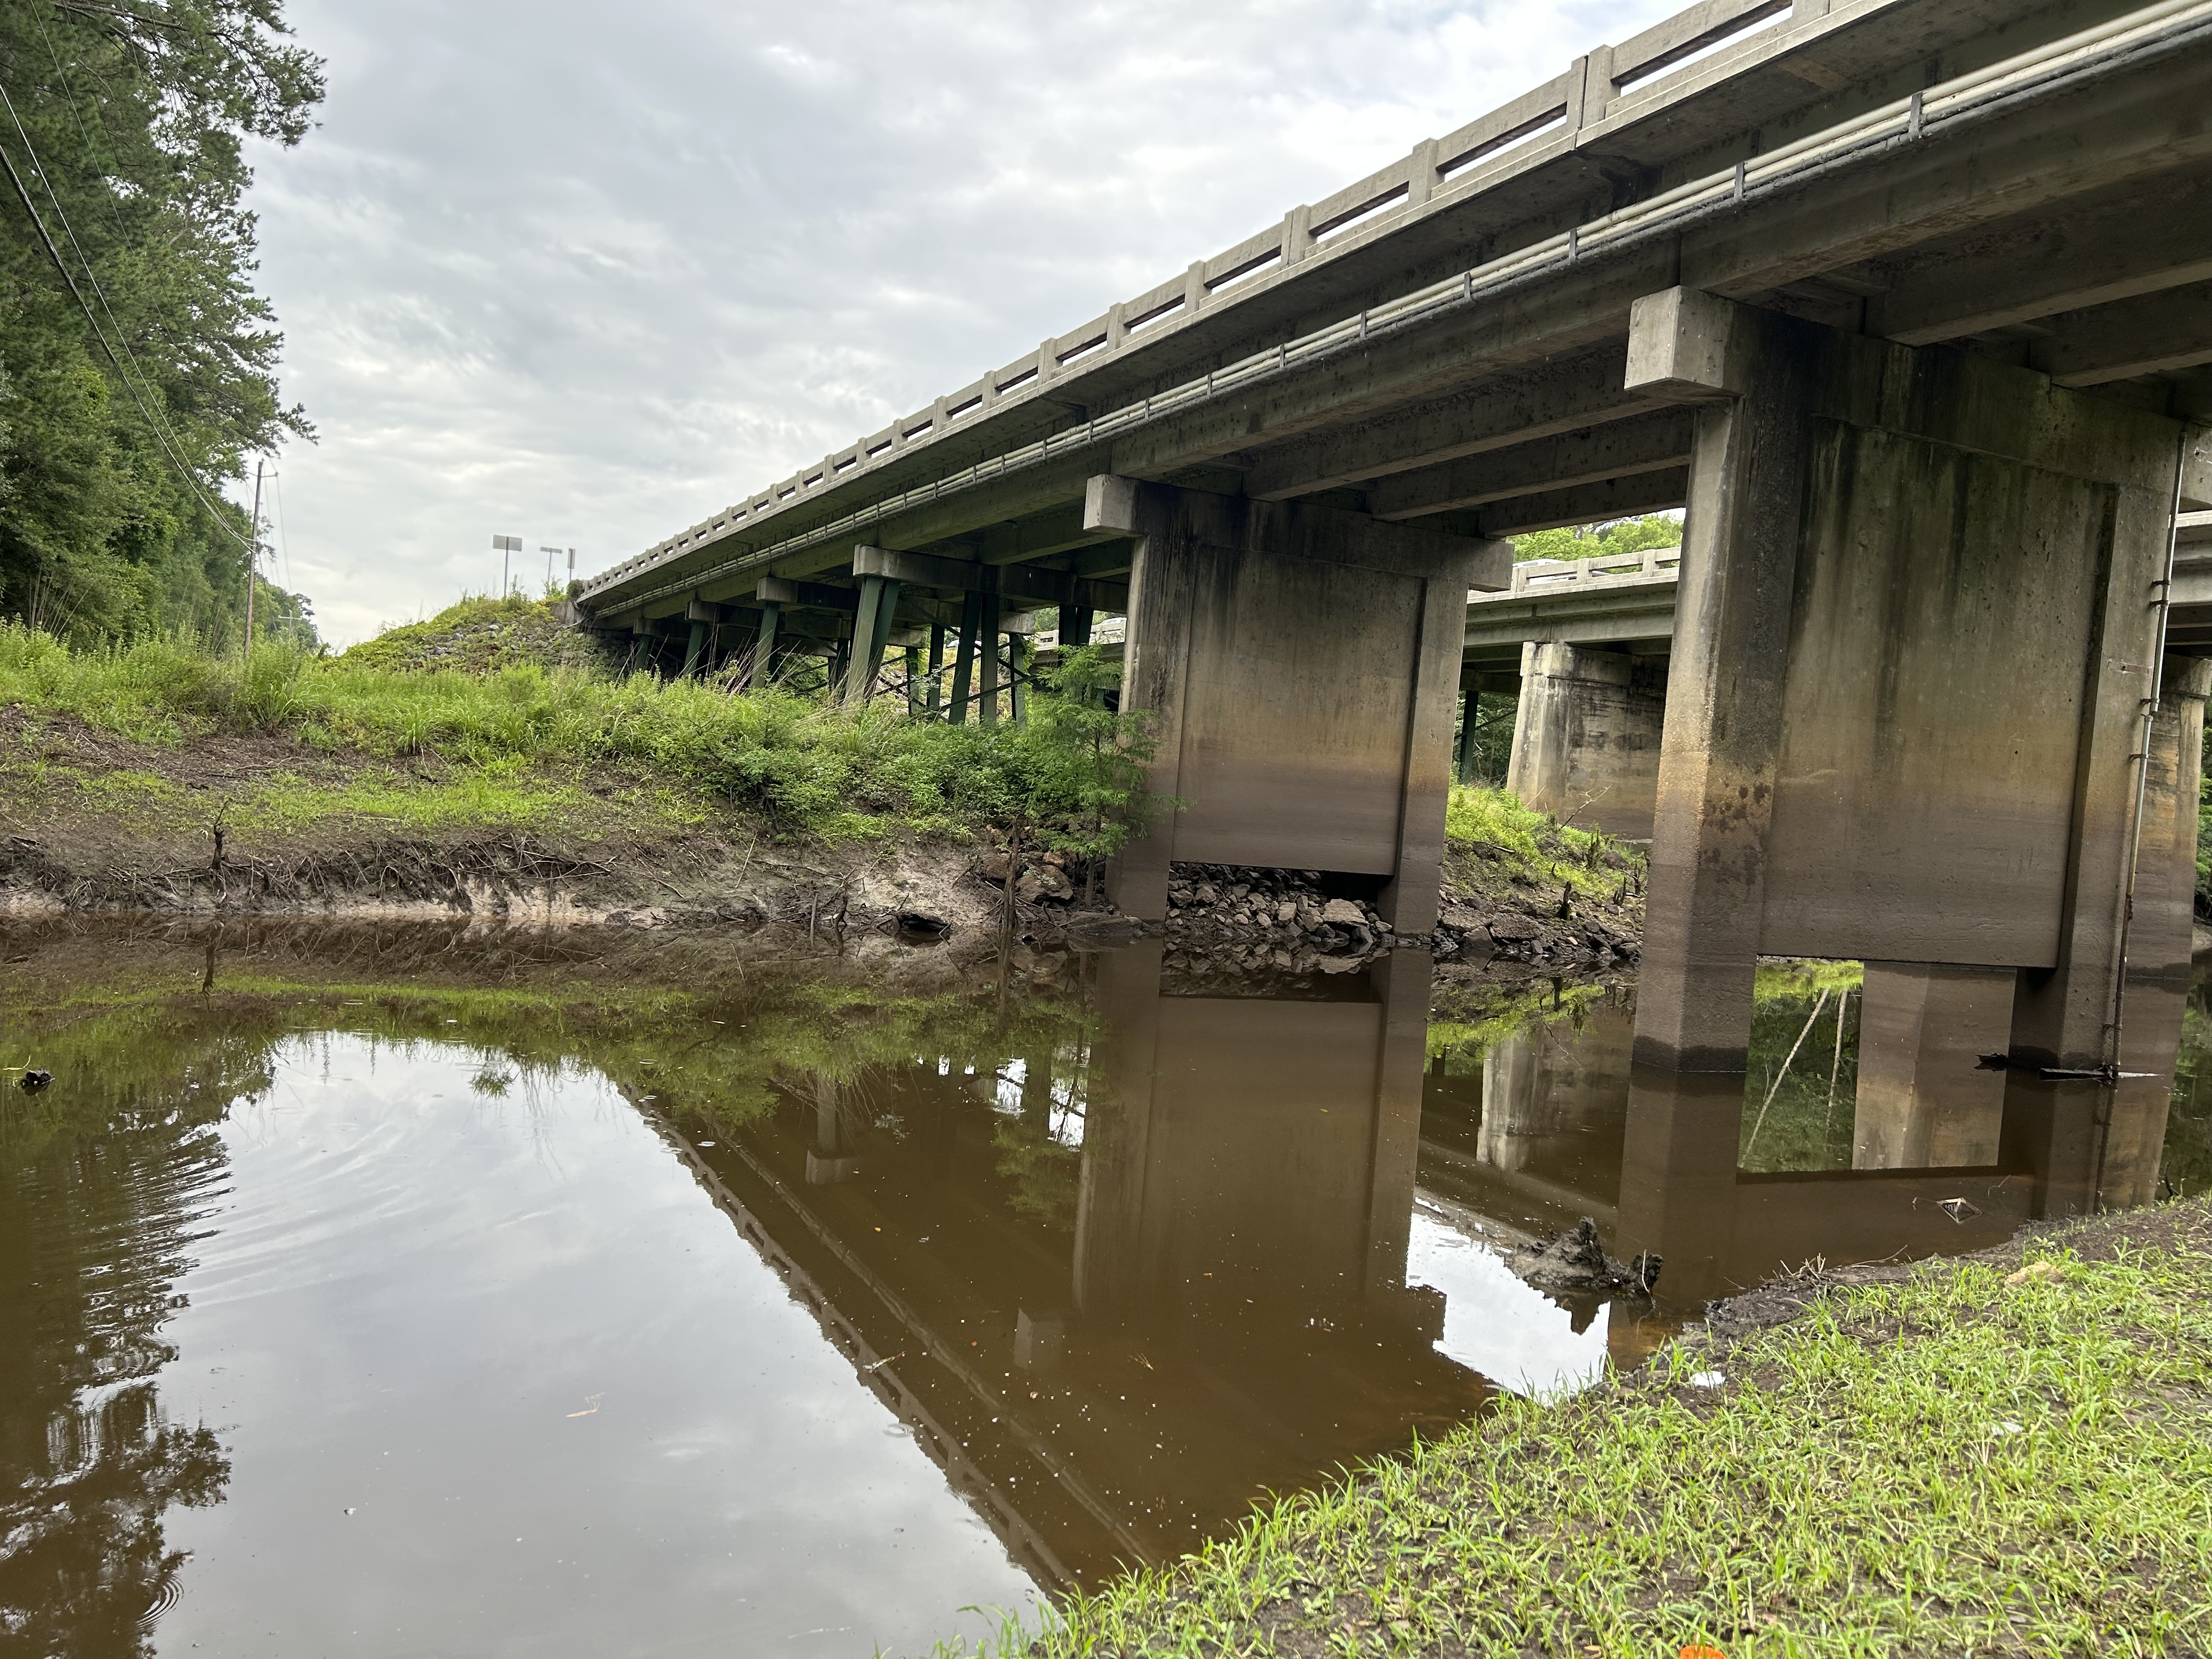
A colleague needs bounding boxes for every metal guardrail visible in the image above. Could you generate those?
[588,0,2212,616]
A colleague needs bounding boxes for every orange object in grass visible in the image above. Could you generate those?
[1680,1647,1728,1659]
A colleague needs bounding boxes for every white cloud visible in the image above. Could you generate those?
[245,0,1683,644]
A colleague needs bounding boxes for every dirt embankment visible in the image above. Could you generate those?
[0,708,1016,936]
[0,710,1644,964]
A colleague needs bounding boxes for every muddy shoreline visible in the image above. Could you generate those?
[1,704,1644,967]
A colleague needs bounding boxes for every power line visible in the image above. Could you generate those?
[0,80,247,544]
[0,81,251,550]
[271,467,295,592]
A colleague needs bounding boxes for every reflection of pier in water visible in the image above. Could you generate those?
[1430,972,2180,1319]
[645,942,1483,1587]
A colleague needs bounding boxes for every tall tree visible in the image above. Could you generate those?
[0,0,322,644]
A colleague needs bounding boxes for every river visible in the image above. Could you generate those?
[3,921,2204,1655]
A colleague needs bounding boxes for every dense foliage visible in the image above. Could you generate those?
[0,0,320,645]
[1511,510,1683,564]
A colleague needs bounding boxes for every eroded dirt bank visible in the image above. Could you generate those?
[0,710,1643,966]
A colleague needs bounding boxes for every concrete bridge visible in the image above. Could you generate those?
[583,0,2212,1116]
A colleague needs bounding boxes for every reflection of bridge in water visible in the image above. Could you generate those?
[644,943,2182,1586]
[637,943,1483,1587]
[1425,982,2173,1307]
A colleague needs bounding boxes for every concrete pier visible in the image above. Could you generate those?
[1627,289,2199,1081]
[1504,644,1666,841]
[1084,476,1509,934]
[1850,964,2013,1170]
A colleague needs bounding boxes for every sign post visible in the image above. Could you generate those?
[492,533,521,597]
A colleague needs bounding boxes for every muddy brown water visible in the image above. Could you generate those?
[4,922,2206,1656]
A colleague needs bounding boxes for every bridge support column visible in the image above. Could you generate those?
[844,573,902,704]
[2119,655,2212,1070]
[949,594,981,726]
[1504,642,1666,840]
[1083,476,1510,933]
[744,601,781,690]
[1630,293,1813,1071]
[2084,652,2212,1206]
[977,593,1002,727]
[1453,686,1480,784]
[1624,288,2190,1084]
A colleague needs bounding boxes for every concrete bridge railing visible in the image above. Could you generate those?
[1499,549,1683,594]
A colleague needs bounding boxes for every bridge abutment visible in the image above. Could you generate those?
[1504,642,1666,842]
[1626,287,2194,1087]
[1084,476,1510,934]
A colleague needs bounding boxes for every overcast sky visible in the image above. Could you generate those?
[244,0,1681,646]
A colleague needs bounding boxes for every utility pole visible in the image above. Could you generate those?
[244,459,265,661]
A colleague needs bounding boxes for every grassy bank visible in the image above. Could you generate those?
[0,606,1638,932]
[0,607,1054,841]
[953,1200,2212,1657]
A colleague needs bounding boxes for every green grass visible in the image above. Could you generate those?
[1424,977,1617,1067]
[0,619,1082,842]
[951,1211,2212,1657]
[1443,786,1635,892]
[1755,958,1865,1003]
[238,766,595,833]
[336,594,597,674]
[1740,962,1867,1172]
